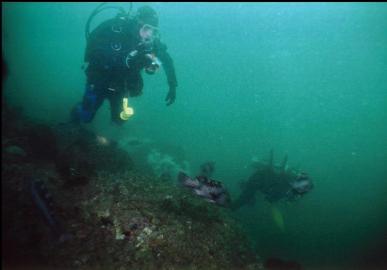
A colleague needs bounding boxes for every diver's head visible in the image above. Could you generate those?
[136,5,159,27]
[291,172,313,195]
[135,6,159,43]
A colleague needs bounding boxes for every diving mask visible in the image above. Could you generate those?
[139,24,159,43]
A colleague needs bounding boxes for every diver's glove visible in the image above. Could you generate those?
[125,41,154,69]
[144,54,161,75]
[165,86,176,106]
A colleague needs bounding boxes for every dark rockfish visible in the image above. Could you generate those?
[29,178,72,243]
[178,172,230,207]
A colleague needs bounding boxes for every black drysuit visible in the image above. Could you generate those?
[71,16,177,124]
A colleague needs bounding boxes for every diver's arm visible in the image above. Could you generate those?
[155,41,178,105]
[159,51,178,89]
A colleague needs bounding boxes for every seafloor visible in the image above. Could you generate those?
[2,103,263,270]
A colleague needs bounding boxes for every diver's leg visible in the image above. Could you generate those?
[70,83,105,124]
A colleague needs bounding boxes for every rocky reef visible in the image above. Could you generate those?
[2,105,263,270]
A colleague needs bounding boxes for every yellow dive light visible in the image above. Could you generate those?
[119,98,134,120]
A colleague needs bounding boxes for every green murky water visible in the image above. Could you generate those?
[3,2,387,269]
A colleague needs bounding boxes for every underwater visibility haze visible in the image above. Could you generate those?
[2,2,387,270]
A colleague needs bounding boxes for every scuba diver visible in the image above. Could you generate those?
[71,4,178,125]
[231,151,313,210]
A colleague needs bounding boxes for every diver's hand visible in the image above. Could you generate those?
[165,87,176,106]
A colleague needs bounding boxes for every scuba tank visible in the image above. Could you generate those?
[85,2,133,42]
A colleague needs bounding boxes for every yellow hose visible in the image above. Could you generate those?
[119,98,134,120]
